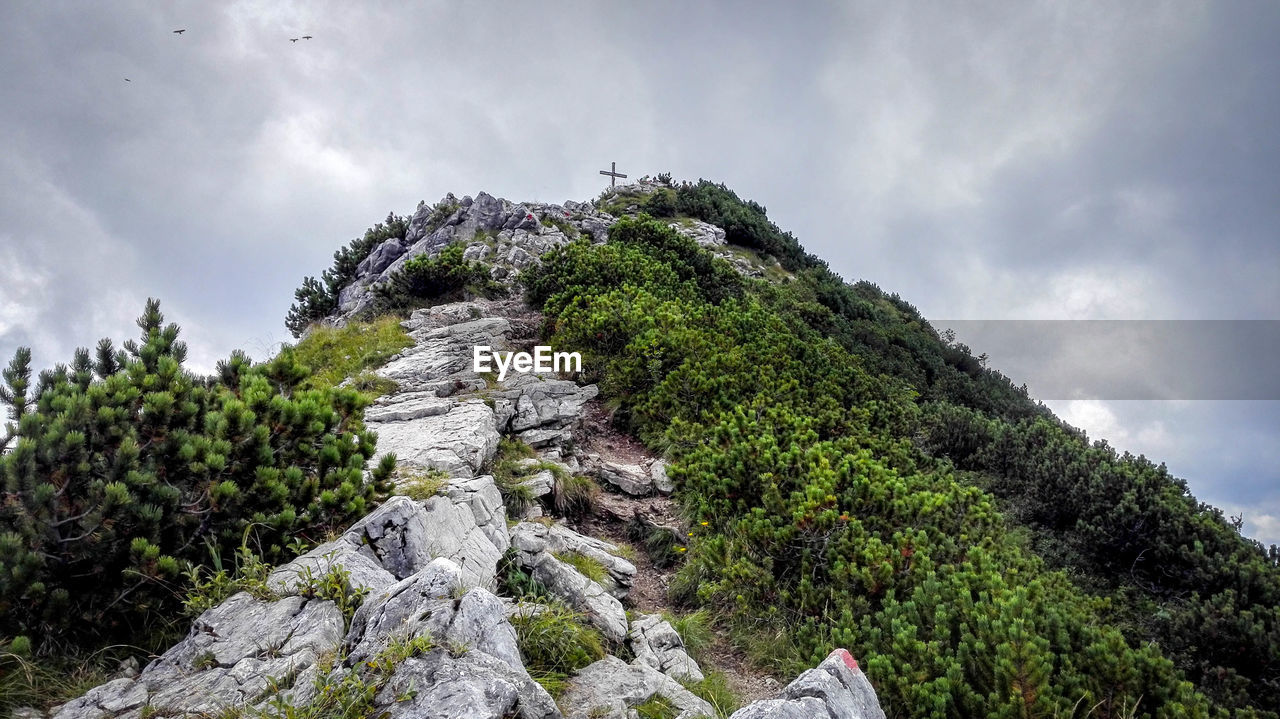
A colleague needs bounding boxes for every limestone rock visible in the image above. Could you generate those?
[509,523,628,642]
[375,649,559,719]
[369,400,499,477]
[499,374,598,434]
[629,613,704,682]
[511,521,635,599]
[53,594,344,718]
[343,492,506,588]
[560,656,715,719]
[650,459,674,494]
[594,459,653,496]
[729,649,886,719]
[668,218,727,247]
[356,238,407,276]
[268,538,397,597]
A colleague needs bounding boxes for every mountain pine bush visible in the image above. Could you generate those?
[0,300,393,649]
[368,242,503,315]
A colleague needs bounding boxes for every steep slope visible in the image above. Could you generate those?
[289,178,1276,717]
[41,294,886,718]
[18,178,1277,718]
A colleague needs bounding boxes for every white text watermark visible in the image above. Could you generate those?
[473,345,582,381]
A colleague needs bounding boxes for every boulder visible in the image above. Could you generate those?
[560,656,715,719]
[268,538,397,597]
[594,460,653,496]
[356,238,407,276]
[343,492,506,588]
[508,526,628,642]
[629,613,704,682]
[53,593,344,718]
[471,191,507,230]
[511,521,635,599]
[500,375,598,433]
[729,649,886,719]
[347,559,560,719]
[375,648,559,719]
[650,459,675,494]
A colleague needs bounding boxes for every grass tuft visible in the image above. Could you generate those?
[290,316,413,393]
[555,551,609,584]
[680,671,740,717]
[511,601,607,696]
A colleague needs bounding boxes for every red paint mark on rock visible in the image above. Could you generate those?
[836,648,860,671]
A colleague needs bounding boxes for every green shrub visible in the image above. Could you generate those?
[369,243,502,316]
[0,300,393,649]
[522,215,1240,717]
[643,188,677,217]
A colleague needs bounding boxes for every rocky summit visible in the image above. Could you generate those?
[35,183,887,719]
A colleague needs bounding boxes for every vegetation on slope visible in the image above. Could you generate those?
[522,212,1277,718]
[0,300,394,655]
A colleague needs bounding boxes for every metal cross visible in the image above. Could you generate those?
[599,161,628,187]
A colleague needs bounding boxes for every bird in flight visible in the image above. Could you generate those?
[124,78,131,82]
[290,37,299,42]
[173,29,185,34]
[302,35,313,40]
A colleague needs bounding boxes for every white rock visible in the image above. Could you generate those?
[629,613,704,682]
[729,649,886,719]
[560,656,715,719]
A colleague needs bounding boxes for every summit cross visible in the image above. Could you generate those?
[599,161,627,187]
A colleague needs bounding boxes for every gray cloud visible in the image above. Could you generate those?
[2,1,1277,541]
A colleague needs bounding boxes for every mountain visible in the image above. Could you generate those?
[3,178,1276,718]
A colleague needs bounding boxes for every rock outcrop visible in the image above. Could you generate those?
[561,655,716,719]
[629,613,704,682]
[729,649,886,719]
[53,593,345,718]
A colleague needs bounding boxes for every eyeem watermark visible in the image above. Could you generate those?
[473,346,582,381]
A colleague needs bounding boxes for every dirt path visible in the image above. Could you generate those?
[558,399,781,704]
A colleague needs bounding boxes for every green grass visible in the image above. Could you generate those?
[397,468,449,500]
[511,601,607,695]
[290,315,412,393]
[552,473,599,517]
[554,551,608,584]
[662,610,713,659]
[634,695,678,719]
[607,540,638,562]
[0,650,113,714]
[680,672,739,717]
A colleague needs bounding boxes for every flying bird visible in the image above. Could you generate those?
[124,78,131,82]
[173,29,185,34]
[290,37,299,42]
[302,35,312,40]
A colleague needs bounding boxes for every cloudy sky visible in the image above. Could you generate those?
[2,2,1277,542]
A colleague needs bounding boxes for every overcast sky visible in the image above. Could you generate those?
[2,2,1277,542]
